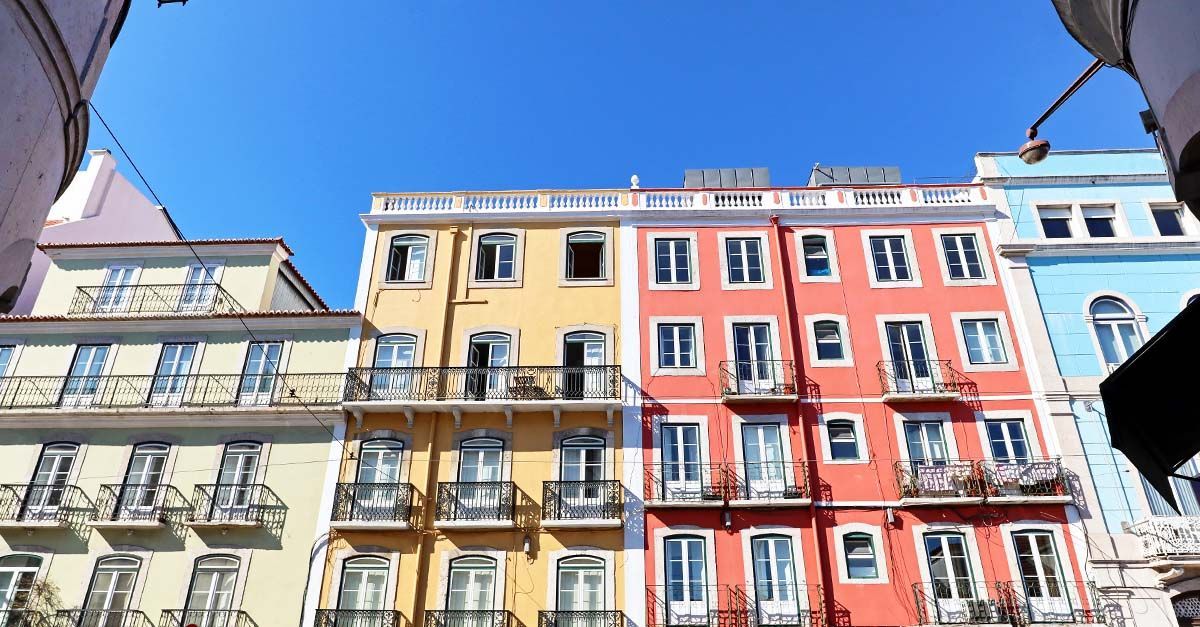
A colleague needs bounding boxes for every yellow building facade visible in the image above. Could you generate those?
[317,192,632,627]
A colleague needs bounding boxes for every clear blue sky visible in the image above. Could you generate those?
[92,1,1153,308]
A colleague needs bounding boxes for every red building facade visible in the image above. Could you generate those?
[633,186,1098,627]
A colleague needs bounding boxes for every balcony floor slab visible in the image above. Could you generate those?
[0,520,67,531]
[721,394,799,404]
[435,520,516,530]
[87,519,165,530]
[899,497,985,507]
[542,518,622,530]
[986,495,1072,505]
[185,520,263,530]
[728,498,812,508]
[883,393,962,403]
[329,520,412,531]
[644,500,726,509]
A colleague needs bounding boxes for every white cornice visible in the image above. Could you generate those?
[978,173,1168,186]
[997,238,1200,258]
[0,315,359,334]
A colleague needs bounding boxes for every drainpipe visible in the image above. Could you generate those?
[767,214,832,622]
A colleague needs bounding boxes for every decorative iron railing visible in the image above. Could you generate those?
[542,480,623,521]
[0,609,47,627]
[423,611,511,627]
[0,483,90,524]
[876,360,965,398]
[68,283,243,317]
[895,461,986,500]
[53,610,152,627]
[434,482,515,522]
[344,366,621,402]
[726,462,809,501]
[92,484,178,523]
[538,611,625,627]
[717,361,797,398]
[1129,516,1200,557]
[314,610,404,627]
[912,581,1105,625]
[189,484,268,525]
[159,609,254,627]
[736,583,824,627]
[0,373,345,410]
[979,458,1070,498]
[646,585,748,627]
[644,463,730,504]
[331,483,416,525]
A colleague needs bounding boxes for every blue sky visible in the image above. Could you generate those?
[92,1,1153,308]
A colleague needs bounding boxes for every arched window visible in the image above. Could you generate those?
[374,335,416,369]
[122,442,169,512]
[826,420,859,461]
[29,442,79,513]
[446,556,497,611]
[566,231,606,280]
[0,554,42,610]
[84,556,140,613]
[557,556,605,611]
[560,436,604,480]
[357,439,403,484]
[476,234,517,281]
[466,333,511,400]
[338,556,389,611]
[459,438,504,483]
[842,533,877,579]
[1088,297,1143,371]
[186,556,240,614]
[750,534,796,602]
[386,235,429,282]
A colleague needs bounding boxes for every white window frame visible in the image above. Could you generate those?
[817,412,867,464]
[893,412,958,462]
[543,547,616,611]
[0,339,26,378]
[467,228,525,289]
[1032,201,1133,241]
[738,526,808,592]
[973,410,1043,461]
[81,547,155,614]
[1180,289,1200,311]
[646,231,700,291]
[652,526,717,591]
[722,315,783,364]
[1148,201,1199,237]
[328,548,400,612]
[949,312,1018,372]
[861,229,922,288]
[931,227,995,287]
[1081,291,1151,374]
[560,227,615,287]
[997,521,1078,597]
[874,313,940,369]
[649,413,712,474]
[435,548,508,611]
[911,523,987,607]
[729,414,797,497]
[795,229,840,283]
[803,314,853,368]
[650,316,706,376]
[717,231,773,290]
[380,229,437,290]
[832,523,887,584]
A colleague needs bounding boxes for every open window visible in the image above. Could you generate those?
[386,235,429,282]
[565,232,606,281]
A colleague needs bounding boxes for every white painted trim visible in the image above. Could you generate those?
[328,547,400,610]
[1029,200,1134,243]
[910,522,987,601]
[559,226,615,287]
[301,422,346,627]
[729,413,796,484]
[930,226,996,287]
[817,412,868,464]
[378,228,438,290]
[892,411,957,462]
[543,547,616,610]
[973,409,1043,460]
[832,522,888,584]
[721,315,783,364]
[645,231,700,291]
[873,313,940,365]
[553,324,617,367]
[77,547,155,612]
[367,326,428,368]
[860,229,922,288]
[794,228,840,283]
[0,339,26,377]
[802,314,853,368]
[716,231,774,291]
[618,222,646,627]
[738,526,809,593]
[175,548,255,611]
[649,316,706,376]
[949,311,1019,372]
[998,521,1082,597]
[435,548,508,611]
[652,526,717,590]
[1146,199,1200,237]
[467,227,526,289]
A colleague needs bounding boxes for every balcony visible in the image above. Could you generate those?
[538,611,625,627]
[718,361,798,403]
[876,361,965,402]
[541,480,623,528]
[315,610,405,627]
[423,611,511,627]
[342,366,622,418]
[186,484,269,529]
[329,482,418,531]
[160,610,255,627]
[895,461,986,506]
[644,463,729,508]
[0,609,47,627]
[68,283,242,317]
[0,373,345,411]
[911,581,1105,625]
[737,584,824,627]
[1129,516,1200,575]
[52,610,152,627]
[433,482,516,529]
[979,458,1072,504]
[646,585,747,627]
[0,484,89,530]
[726,462,810,507]
[88,483,182,529]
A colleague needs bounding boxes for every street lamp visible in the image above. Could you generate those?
[1018,59,1105,165]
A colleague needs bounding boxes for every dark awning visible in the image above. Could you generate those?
[1101,297,1200,513]
[1050,0,1136,70]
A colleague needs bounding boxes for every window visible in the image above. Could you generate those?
[476,234,517,281]
[179,262,221,311]
[1082,205,1117,237]
[119,442,169,513]
[446,556,497,611]
[239,341,282,405]
[84,556,140,615]
[563,332,606,399]
[924,533,974,600]
[985,420,1030,463]
[661,424,702,496]
[338,556,389,611]
[826,420,859,461]
[842,534,877,579]
[663,537,707,608]
[741,423,787,498]
[466,333,511,399]
[0,554,42,611]
[750,535,796,604]
[1152,203,1187,237]
[939,234,985,280]
[801,235,832,278]
[1088,297,1142,371]
[868,236,911,282]
[151,343,196,406]
[357,440,403,484]
[62,344,110,406]
[215,442,261,512]
[370,334,417,397]
[658,324,696,369]
[725,238,764,284]
[1011,532,1064,601]
[185,556,239,619]
[654,238,692,285]
[0,345,14,377]
[904,421,949,466]
[960,319,1006,364]
[813,321,844,361]
[27,443,78,514]
[1038,207,1074,239]
[557,556,605,612]
[95,265,138,312]
[566,232,606,280]
[386,235,429,282]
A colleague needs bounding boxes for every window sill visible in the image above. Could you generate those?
[807,359,854,369]
[559,277,614,288]
[467,278,523,289]
[648,282,700,292]
[649,367,706,377]
[958,361,1019,373]
[866,279,923,289]
[377,280,432,290]
[941,277,997,287]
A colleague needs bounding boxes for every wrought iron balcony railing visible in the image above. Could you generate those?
[912,581,1105,625]
[423,611,511,627]
[979,458,1070,499]
[736,583,824,627]
[646,585,748,627]
[53,610,152,627]
[92,483,179,523]
[644,463,730,504]
[68,283,242,316]
[538,611,625,627]
[344,366,621,402]
[0,373,345,410]
[895,460,986,501]
[159,609,254,627]
[717,360,797,399]
[877,360,965,399]
[331,482,416,526]
[434,482,515,523]
[0,609,47,627]
[0,483,89,525]
[727,462,809,502]
[1129,516,1200,558]
[542,480,623,521]
[315,610,404,627]
[189,484,268,526]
